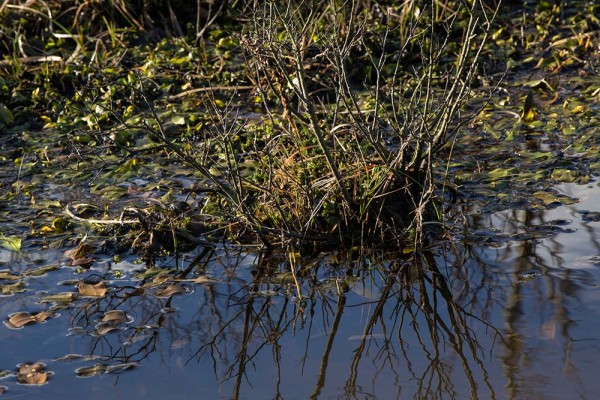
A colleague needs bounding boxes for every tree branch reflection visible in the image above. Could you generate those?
[65,247,502,399]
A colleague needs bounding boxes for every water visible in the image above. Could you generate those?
[459,182,600,399]
[1,182,600,399]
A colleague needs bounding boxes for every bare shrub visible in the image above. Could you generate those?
[212,0,501,246]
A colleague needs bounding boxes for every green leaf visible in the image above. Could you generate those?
[0,104,13,125]
[0,234,22,252]
[0,282,26,295]
[551,169,579,183]
[217,37,239,49]
[23,264,60,277]
[171,115,186,125]
[521,91,536,122]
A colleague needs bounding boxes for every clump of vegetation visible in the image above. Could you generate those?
[181,0,500,248]
[0,0,499,250]
[17,0,599,254]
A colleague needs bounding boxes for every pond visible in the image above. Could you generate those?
[2,0,600,397]
[1,181,599,399]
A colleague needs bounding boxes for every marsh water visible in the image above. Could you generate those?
[1,70,600,399]
[3,0,600,397]
[1,179,599,399]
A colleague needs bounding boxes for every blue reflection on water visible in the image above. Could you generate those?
[1,182,600,399]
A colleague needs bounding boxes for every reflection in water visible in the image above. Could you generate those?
[52,248,502,399]
[2,183,600,399]
[459,182,600,399]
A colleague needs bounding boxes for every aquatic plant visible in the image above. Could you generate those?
[138,0,500,248]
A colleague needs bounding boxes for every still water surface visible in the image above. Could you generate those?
[1,182,599,399]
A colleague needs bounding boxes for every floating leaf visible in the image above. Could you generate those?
[64,242,95,261]
[155,284,186,298]
[191,275,218,284]
[53,353,105,362]
[0,234,21,252]
[40,292,77,305]
[32,310,55,323]
[271,272,295,284]
[526,78,555,92]
[0,271,19,281]
[17,363,48,385]
[0,281,26,296]
[208,166,222,177]
[78,281,108,297]
[105,362,138,374]
[532,191,562,206]
[101,310,132,324]
[5,310,57,329]
[135,267,170,281]
[216,37,239,49]
[22,264,60,277]
[402,246,416,254]
[94,321,121,336]
[527,224,576,234]
[547,219,572,226]
[487,167,516,181]
[69,203,103,218]
[70,257,94,267]
[67,326,85,336]
[551,169,580,183]
[75,364,106,378]
[124,328,158,346]
[151,275,170,285]
[75,362,138,378]
[5,312,36,328]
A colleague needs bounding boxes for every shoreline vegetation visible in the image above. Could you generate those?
[0,0,598,256]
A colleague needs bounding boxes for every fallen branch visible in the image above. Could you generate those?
[64,203,140,225]
[0,55,63,66]
[168,85,255,101]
